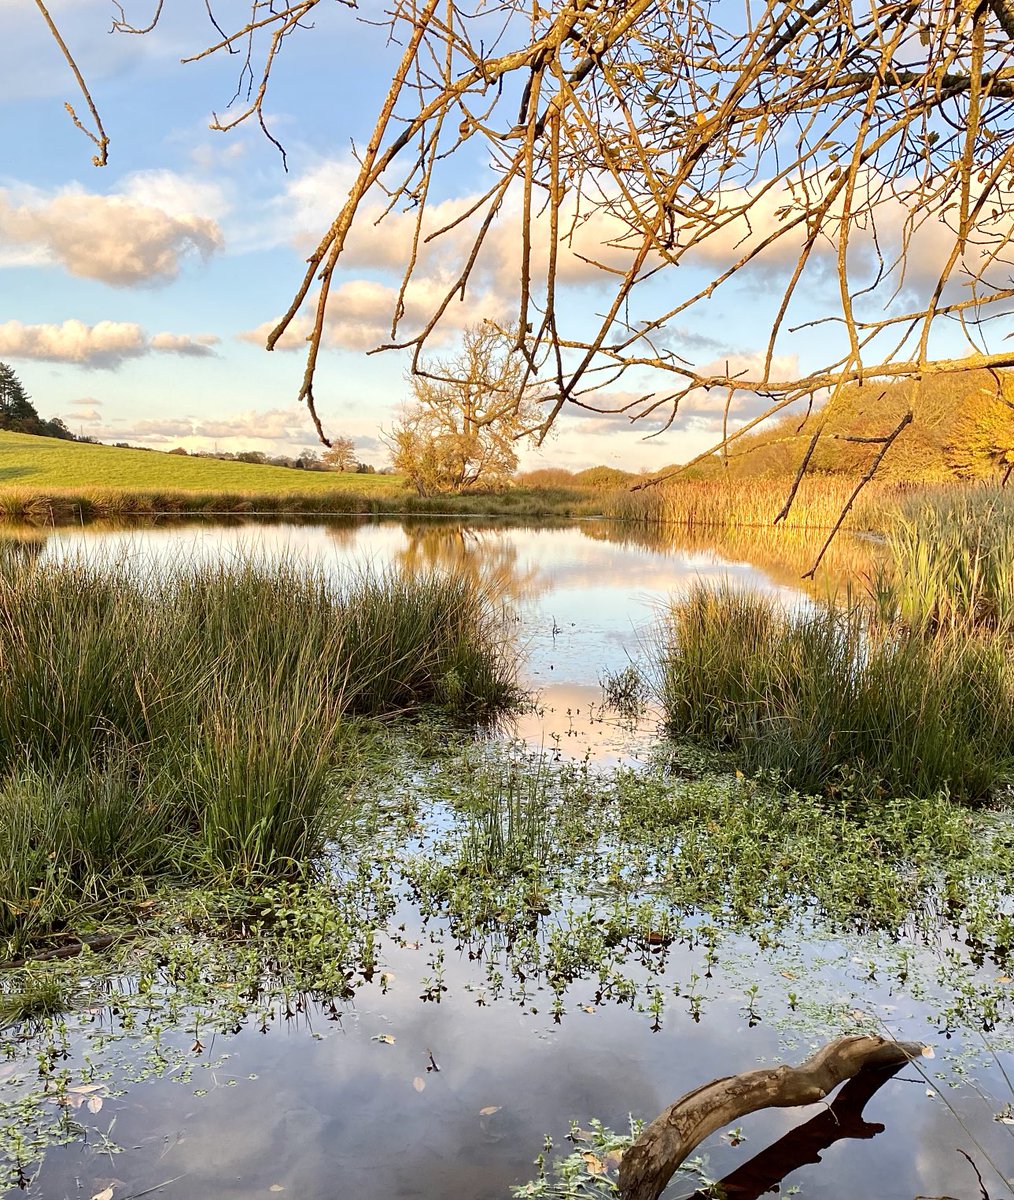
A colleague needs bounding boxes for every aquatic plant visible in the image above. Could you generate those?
[0,554,520,953]
[655,584,1014,802]
[885,485,1014,633]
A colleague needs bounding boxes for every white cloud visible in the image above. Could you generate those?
[150,332,220,357]
[239,276,510,353]
[0,320,148,367]
[63,406,104,423]
[68,395,103,407]
[191,408,318,443]
[0,180,223,286]
[0,320,221,368]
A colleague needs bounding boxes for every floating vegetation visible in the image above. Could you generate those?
[1,731,1013,1191]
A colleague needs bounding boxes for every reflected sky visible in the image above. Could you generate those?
[28,516,813,762]
[5,516,1012,1200]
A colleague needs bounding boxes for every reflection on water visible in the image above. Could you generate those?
[10,514,827,763]
[2,515,1012,1200]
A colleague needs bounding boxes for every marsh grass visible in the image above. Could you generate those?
[605,478,903,530]
[0,553,519,955]
[459,757,555,880]
[885,486,1014,633]
[656,585,1014,801]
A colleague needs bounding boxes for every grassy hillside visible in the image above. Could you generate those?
[684,368,1014,483]
[0,430,609,520]
[0,431,401,494]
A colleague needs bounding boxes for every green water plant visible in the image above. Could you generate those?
[656,584,1014,802]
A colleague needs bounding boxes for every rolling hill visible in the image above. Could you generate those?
[0,432,402,495]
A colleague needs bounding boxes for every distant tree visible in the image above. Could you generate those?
[322,436,357,472]
[235,450,267,465]
[167,447,189,455]
[384,323,542,496]
[0,362,41,431]
[39,417,76,441]
[297,448,326,471]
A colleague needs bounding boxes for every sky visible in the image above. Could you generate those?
[1,1,998,472]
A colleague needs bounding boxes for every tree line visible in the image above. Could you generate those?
[0,362,88,443]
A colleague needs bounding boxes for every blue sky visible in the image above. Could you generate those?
[2,0,993,472]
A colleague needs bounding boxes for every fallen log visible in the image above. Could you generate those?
[618,1035,925,1200]
[683,1057,909,1200]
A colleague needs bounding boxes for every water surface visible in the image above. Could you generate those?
[3,516,1011,1200]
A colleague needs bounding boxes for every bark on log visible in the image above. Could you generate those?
[683,1059,908,1200]
[618,1035,925,1200]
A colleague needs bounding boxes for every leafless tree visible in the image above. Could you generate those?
[40,0,1014,493]
[384,322,542,494]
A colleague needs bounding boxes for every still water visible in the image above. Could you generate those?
[3,517,1012,1200]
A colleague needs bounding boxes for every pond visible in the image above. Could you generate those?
[2,517,1011,1200]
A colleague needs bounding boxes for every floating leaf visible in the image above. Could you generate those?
[371,1034,395,1045]
[269,1187,286,1194]
[921,1045,935,1058]
[581,1004,596,1014]
[413,1077,426,1092]
[479,1106,501,1116]
[91,1188,114,1200]
[87,1095,104,1114]
[582,1152,605,1174]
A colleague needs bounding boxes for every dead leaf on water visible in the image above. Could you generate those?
[582,1153,605,1174]
[371,1034,395,1045]
[87,1096,104,1113]
[921,1045,935,1058]
[580,1004,596,1014]
[479,1106,500,1116]
[91,1188,114,1200]
[269,1186,285,1193]
[413,1077,426,1092]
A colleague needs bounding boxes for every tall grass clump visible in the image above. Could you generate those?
[0,553,518,946]
[657,584,1014,802]
[0,755,181,959]
[885,485,1014,633]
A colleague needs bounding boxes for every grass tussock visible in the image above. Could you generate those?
[656,585,1014,802]
[884,485,1014,633]
[0,554,518,957]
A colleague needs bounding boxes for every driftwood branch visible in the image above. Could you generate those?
[618,1035,925,1200]
[684,1058,910,1200]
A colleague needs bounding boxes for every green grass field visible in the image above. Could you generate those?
[0,431,402,494]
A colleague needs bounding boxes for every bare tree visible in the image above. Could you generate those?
[40,0,1014,487]
[384,323,541,494]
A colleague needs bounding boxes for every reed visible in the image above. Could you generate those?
[656,584,1014,802]
[606,478,909,530]
[883,485,1014,633]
